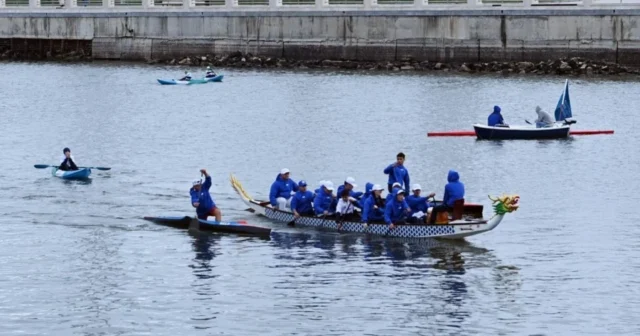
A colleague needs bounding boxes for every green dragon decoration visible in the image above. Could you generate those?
[488,195,520,217]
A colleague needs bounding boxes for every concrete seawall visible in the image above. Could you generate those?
[2,9,640,64]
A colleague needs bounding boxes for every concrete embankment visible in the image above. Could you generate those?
[2,8,640,69]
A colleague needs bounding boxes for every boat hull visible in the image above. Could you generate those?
[157,79,208,85]
[143,216,271,236]
[473,124,570,140]
[230,175,505,240]
[52,168,91,180]
[205,74,224,82]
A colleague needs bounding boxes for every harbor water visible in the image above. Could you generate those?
[0,61,638,335]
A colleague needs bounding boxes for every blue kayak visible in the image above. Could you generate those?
[143,216,271,236]
[157,78,208,85]
[205,74,224,82]
[52,167,91,180]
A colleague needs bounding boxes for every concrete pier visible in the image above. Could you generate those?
[3,4,640,64]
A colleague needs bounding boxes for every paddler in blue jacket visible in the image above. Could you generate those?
[386,182,402,204]
[384,189,411,229]
[59,147,78,171]
[291,180,314,218]
[205,66,216,78]
[428,170,465,224]
[190,169,222,221]
[269,168,298,210]
[313,181,335,216]
[406,184,435,223]
[383,152,410,194]
[336,177,364,206]
[361,184,385,224]
[488,105,508,127]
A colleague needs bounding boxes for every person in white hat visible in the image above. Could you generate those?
[336,177,364,207]
[384,188,411,229]
[385,182,403,204]
[269,168,298,210]
[189,169,222,221]
[313,181,335,216]
[406,183,435,223]
[361,184,386,224]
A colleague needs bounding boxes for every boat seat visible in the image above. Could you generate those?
[451,199,465,220]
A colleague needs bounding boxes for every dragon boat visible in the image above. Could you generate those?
[230,174,519,240]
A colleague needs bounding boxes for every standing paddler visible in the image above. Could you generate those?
[383,152,410,194]
[190,169,222,221]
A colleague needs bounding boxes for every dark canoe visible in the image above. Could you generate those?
[473,124,570,140]
[143,216,272,237]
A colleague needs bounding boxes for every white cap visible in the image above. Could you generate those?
[392,182,402,188]
[345,177,357,189]
[323,181,335,191]
[372,184,384,191]
[280,168,290,175]
[193,180,201,186]
[397,189,405,195]
[411,184,422,191]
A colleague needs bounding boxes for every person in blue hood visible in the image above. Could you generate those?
[384,189,411,229]
[384,152,410,194]
[269,168,298,210]
[406,184,435,223]
[336,177,364,207]
[428,170,465,224]
[291,180,314,218]
[362,184,385,224]
[190,169,222,221]
[314,181,335,216]
[358,182,374,208]
[488,105,508,127]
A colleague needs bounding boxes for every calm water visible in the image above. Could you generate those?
[0,61,639,335]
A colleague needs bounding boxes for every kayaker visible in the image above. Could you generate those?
[361,184,385,225]
[59,147,78,171]
[269,168,298,210]
[336,189,358,228]
[180,71,192,81]
[383,152,410,194]
[384,189,411,230]
[336,177,364,206]
[205,66,216,78]
[190,169,222,222]
[406,184,435,223]
[291,180,314,218]
[488,105,509,127]
[428,170,465,224]
[535,106,554,128]
[313,181,335,217]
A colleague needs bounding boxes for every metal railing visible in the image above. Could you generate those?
[2,0,640,9]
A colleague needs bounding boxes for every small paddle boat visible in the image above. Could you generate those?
[157,78,208,85]
[205,74,224,82]
[230,174,519,240]
[52,167,91,180]
[143,215,271,237]
[474,79,576,140]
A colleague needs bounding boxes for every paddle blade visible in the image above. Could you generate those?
[95,167,111,171]
[34,164,51,169]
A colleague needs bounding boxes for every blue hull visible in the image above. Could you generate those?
[143,216,271,236]
[474,125,570,140]
[205,74,224,82]
[54,168,92,180]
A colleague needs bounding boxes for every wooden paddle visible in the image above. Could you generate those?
[34,164,111,171]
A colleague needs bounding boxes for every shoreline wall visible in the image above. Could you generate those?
[2,9,640,64]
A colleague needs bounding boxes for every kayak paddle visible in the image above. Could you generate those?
[525,119,532,125]
[34,164,111,171]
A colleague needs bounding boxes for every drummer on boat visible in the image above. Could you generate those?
[428,170,464,224]
[190,169,222,221]
[269,168,298,210]
[59,147,78,171]
[488,106,509,128]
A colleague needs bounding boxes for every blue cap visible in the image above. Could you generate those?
[298,180,307,187]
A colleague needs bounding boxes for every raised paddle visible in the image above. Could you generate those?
[34,164,111,171]
[525,119,532,125]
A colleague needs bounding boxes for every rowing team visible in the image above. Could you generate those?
[269,155,465,228]
[179,66,217,81]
